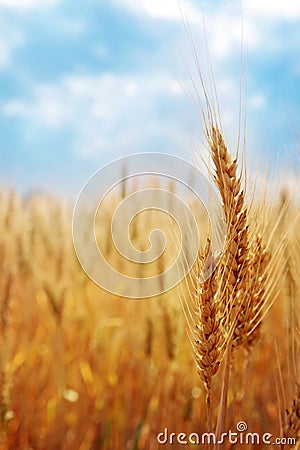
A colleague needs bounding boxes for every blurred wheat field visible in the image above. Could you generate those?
[0,180,299,449]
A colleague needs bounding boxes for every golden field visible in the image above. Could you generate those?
[0,152,299,450]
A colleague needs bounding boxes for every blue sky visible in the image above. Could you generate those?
[0,0,299,198]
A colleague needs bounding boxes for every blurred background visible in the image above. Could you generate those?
[0,3,300,449]
[0,0,299,198]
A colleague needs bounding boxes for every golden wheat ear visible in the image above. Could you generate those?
[183,119,280,438]
[204,125,254,354]
[181,123,248,431]
[187,246,228,433]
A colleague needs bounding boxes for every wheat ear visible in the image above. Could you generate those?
[191,124,249,432]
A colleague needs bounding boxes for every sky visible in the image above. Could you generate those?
[0,0,299,198]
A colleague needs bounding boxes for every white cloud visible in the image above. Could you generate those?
[0,21,25,68]
[118,0,300,25]
[1,0,298,170]
[2,73,189,158]
[14,79,262,186]
[0,0,58,9]
[112,0,299,64]
[112,0,202,22]
[203,12,261,59]
[111,0,276,65]
[243,0,300,21]
[0,0,71,71]
[249,94,266,110]
[1,68,261,169]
